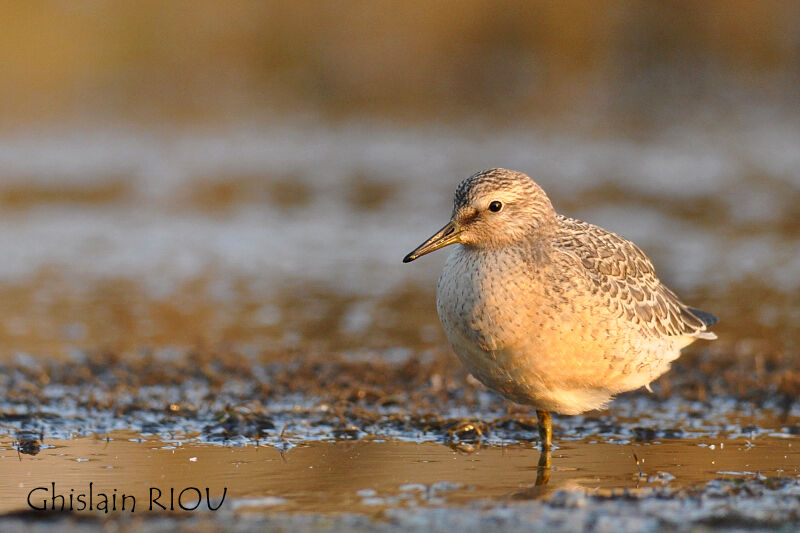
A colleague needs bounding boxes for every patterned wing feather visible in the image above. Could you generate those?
[553,216,715,340]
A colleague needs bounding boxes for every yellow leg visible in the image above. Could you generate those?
[536,409,552,450]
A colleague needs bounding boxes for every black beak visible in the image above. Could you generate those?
[403,220,461,263]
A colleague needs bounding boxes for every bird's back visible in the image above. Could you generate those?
[551,215,716,345]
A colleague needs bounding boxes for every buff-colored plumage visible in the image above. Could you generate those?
[404,169,716,442]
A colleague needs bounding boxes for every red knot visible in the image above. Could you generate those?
[403,168,717,449]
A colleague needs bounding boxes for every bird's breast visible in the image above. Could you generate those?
[436,246,544,354]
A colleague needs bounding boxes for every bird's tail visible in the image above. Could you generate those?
[687,307,718,340]
[687,307,718,328]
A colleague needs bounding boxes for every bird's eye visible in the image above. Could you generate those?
[488,200,503,212]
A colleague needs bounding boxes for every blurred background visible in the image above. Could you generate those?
[0,0,798,360]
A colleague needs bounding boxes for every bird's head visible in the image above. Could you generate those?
[403,168,556,262]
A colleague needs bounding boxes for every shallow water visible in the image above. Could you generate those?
[2,432,798,516]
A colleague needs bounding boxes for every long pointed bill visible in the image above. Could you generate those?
[403,220,461,263]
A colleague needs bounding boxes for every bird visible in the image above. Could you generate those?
[403,168,717,450]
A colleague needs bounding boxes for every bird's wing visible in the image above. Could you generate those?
[552,215,716,340]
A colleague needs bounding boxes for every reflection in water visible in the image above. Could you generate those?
[535,449,551,487]
[1,433,799,515]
